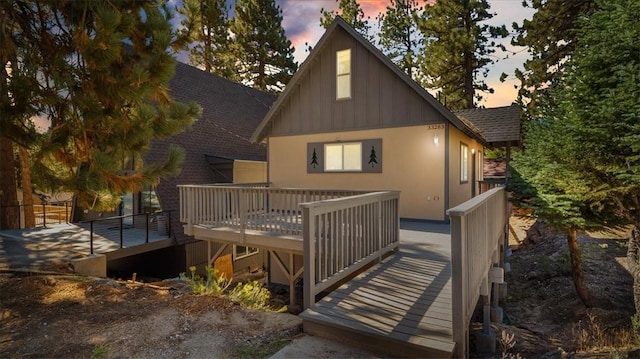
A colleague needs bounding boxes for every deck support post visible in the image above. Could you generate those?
[302,206,315,309]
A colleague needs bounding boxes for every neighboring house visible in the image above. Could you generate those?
[128,62,276,275]
[251,17,520,222]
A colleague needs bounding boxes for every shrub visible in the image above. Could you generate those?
[228,280,271,310]
[181,265,231,296]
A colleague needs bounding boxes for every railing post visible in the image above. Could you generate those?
[377,196,382,260]
[450,213,468,359]
[42,203,47,228]
[302,206,315,309]
[65,202,69,223]
[239,189,246,240]
[119,216,124,248]
[145,213,149,243]
[168,210,172,238]
[90,221,94,255]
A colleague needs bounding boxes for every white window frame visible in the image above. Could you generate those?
[336,49,351,100]
[233,245,259,261]
[324,142,362,172]
[460,143,469,183]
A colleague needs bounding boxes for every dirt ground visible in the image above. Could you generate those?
[1,216,639,358]
[0,271,302,359]
[483,216,639,358]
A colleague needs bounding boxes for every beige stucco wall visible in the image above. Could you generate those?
[268,124,446,220]
[447,125,483,210]
[233,160,267,184]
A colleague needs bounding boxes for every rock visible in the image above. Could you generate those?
[526,220,555,245]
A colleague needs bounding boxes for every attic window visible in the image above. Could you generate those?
[336,49,351,100]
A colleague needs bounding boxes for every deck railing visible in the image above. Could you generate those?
[0,201,72,230]
[179,184,370,236]
[178,184,400,309]
[301,191,400,309]
[447,187,508,358]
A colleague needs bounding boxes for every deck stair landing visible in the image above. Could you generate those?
[300,229,455,358]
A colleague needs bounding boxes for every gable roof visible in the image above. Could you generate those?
[146,62,276,242]
[250,16,486,145]
[454,105,521,147]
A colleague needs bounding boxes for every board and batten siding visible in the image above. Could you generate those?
[268,125,446,220]
[268,26,444,137]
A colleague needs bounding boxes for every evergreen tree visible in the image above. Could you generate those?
[376,0,423,79]
[230,0,298,93]
[509,0,597,116]
[320,0,370,38]
[417,0,508,110]
[510,0,639,308]
[177,0,237,80]
[2,0,201,213]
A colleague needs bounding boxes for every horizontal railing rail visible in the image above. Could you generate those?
[447,187,507,357]
[0,201,72,230]
[302,191,400,309]
[79,210,173,255]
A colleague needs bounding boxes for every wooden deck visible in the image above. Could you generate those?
[300,225,455,358]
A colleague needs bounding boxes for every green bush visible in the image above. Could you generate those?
[228,280,271,310]
[181,265,231,296]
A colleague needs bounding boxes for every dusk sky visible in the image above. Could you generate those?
[172,0,536,108]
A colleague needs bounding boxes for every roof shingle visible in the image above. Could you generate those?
[454,105,521,146]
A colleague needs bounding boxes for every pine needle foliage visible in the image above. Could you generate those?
[2,0,202,211]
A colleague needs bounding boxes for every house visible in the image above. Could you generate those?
[250,17,520,222]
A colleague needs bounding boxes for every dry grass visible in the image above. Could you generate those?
[574,312,638,353]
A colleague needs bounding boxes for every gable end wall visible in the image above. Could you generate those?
[270,27,445,136]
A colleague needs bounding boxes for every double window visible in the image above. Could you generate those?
[325,142,362,172]
[234,245,258,260]
[308,139,382,173]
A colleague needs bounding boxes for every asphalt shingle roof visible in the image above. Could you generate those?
[146,62,276,242]
[454,105,522,146]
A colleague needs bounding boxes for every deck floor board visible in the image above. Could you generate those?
[301,225,455,357]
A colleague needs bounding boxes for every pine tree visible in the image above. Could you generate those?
[230,0,298,93]
[177,0,237,80]
[368,146,378,167]
[510,0,640,308]
[376,0,423,79]
[310,148,318,168]
[417,0,508,110]
[2,0,201,213]
[320,0,370,38]
[509,0,597,115]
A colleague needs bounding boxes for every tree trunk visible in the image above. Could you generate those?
[627,224,640,313]
[567,228,593,307]
[0,136,19,230]
[18,145,35,227]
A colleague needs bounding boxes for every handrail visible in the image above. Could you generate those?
[301,191,400,309]
[0,201,72,230]
[79,210,173,254]
[447,187,507,357]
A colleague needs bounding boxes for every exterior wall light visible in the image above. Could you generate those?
[433,135,439,145]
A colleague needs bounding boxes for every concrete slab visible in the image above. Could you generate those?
[270,335,382,359]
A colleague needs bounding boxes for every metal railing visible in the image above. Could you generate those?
[79,210,173,254]
[447,187,508,357]
[0,201,72,230]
